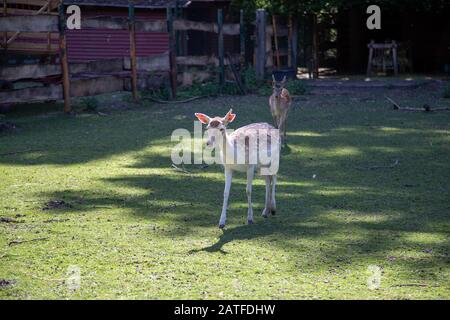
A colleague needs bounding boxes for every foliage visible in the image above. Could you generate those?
[442,84,450,98]
[286,79,309,95]
[81,97,99,112]
[143,79,245,102]
[241,66,264,92]
[231,0,449,18]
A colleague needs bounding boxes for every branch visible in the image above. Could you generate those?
[386,96,450,112]
[144,95,208,104]
[356,159,399,170]
[0,149,42,157]
[8,237,49,246]
[171,164,191,174]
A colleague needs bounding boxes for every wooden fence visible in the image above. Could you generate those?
[0,4,243,112]
[254,9,298,80]
[1,0,59,53]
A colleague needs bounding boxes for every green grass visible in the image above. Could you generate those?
[0,87,449,299]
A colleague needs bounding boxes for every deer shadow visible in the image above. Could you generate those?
[188,220,322,255]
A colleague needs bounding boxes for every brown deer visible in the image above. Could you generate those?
[269,75,292,145]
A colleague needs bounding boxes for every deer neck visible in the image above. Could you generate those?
[273,94,282,110]
[216,129,234,165]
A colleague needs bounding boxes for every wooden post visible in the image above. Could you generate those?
[3,0,6,50]
[58,4,71,113]
[175,0,181,56]
[47,1,51,52]
[290,16,298,75]
[255,9,266,80]
[217,9,224,89]
[239,9,245,63]
[272,14,280,68]
[288,15,292,68]
[367,40,374,76]
[167,7,177,99]
[392,40,398,76]
[312,14,319,79]
[128,3,138,101]
[265,28,273,69]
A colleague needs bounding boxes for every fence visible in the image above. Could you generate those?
[254,9,298,80]
[0,3,243,112]
[1,0,59,54]
[0,5,302,112]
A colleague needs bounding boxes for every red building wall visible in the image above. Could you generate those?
[66,7,168,62]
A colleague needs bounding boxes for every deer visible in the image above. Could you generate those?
[269,75,292,146]
[195,109,280,229]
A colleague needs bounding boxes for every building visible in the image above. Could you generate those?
[1,0,233,63]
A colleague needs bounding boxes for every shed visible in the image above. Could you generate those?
[64,0,190,62]
[1,0,233,63]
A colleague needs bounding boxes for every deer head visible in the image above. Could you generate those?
[272,75,287,99]
[194,109,236,147]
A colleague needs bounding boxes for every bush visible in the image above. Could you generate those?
[241,66,260,91]
[443,85,450,98]
[141,67,309,101]
[82,97,99,111]
[286,80,309,95]
[256,85,272,96]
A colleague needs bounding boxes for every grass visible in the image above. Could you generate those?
[0,85,449,299]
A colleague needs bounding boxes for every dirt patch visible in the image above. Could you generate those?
[43,218,70,223]
[42,200,72,211]
[0,217,21,223]
[0,279,16,288]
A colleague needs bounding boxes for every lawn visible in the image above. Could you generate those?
[0,84,449,299]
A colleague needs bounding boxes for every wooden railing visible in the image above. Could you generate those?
[1,0,59,53]
[0,3,244,112]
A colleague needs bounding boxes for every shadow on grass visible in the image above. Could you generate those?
[6,93,449,275]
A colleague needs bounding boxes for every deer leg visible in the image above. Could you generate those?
[283,116,288,145]
[279,113,288,145]
[219,169,232,229]
[262,175,271,218]
[270,175,277,215]
[246,166,255,224]
[278,117,285,145]
[271,114,278,128]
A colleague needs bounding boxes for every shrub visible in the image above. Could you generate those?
[286,80,308,95]
[443,85,450,98]
[241,66,259,91]
[82,97,99,111]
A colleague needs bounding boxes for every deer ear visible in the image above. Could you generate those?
[223,108,236,124]
[194,113,210,124]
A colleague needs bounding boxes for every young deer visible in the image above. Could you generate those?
[269,75,292,145]
[195,109,279,229]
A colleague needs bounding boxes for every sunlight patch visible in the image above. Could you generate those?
[289,131,324,137]
[324,146,361,157]
[402,232,447,244]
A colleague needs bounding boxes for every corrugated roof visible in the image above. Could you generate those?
[63,0,191,8]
